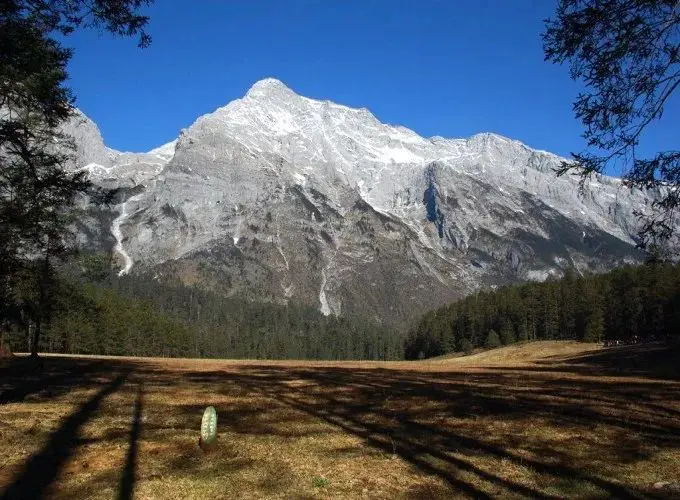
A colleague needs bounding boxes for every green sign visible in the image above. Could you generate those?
[201,406,218,445]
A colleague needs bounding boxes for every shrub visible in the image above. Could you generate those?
[313,477,330,488]
[460,339,474,354]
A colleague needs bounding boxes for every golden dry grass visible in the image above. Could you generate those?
[431,339,603,364]
[1,341,679,499]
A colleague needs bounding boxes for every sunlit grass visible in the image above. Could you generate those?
[1,341,678,499]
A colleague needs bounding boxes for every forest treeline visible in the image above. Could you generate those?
[3,255,679,361]
[2,254,404,360]
[405,263,680,359]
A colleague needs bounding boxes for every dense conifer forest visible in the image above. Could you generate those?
[404,263,680,359]
[2,254,678,362]
[1,254,404,360]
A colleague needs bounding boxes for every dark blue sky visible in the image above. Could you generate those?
[64,0,678,172]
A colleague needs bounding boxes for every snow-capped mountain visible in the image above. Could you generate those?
[68,78,651,327]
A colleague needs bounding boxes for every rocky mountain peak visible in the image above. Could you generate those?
[244,77,298,101]
[247,77,291,92]
[68,80,659,327]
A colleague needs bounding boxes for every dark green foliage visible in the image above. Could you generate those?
[485,330,501,349]
[405,263,680,359]
[517,321,529,343]
[107,272,403,360]
[543,0,680,252]
[4,254,404,360]
[0,0,152,355]
[583,307,604,343]
[4,1,152,46]
[500,323,516,345]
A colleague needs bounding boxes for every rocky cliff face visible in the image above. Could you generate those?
[67,78,652,327]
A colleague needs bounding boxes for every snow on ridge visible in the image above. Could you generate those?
[148,139,177,158]
[190,78,572,170]
[66,77,653,311]
[83,77,636,249]
[246,77,292,95]
[79,162,116,175]
[179,78,645,240]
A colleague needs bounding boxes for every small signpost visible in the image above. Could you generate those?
[199,406,218,451]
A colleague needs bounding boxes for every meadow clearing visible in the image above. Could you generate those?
[1,341,679,499]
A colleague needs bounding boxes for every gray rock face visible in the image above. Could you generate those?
[68,78,654,327]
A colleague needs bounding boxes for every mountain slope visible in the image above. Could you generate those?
[67,78,652,328]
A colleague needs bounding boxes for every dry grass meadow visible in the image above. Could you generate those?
[1,341,679,499]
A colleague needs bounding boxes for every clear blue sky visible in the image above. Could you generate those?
[63,0,678,173]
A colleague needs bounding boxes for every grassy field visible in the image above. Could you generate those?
[1,341,679,499]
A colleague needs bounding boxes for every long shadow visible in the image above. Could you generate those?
[536,342,680,380]
[180,365,678,499]
[0,358,84,404]
[4,355,678,498]
[0,374,127,500]
[0,357,134,404]
[233,371,645,499]
[118,383,143,500]
[261,384,557,499]
[227,366,680,445]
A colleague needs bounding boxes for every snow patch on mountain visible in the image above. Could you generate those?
[65,78,660,323]
[148,140,177,161]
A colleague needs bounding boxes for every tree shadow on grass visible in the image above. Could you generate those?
[117,382,143,500]
[177,364,679,499]
[0,357,133,404]
[2,354,679,499]
[0,373,127,500]
[537,342,680,380]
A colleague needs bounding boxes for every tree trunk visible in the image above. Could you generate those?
[26,321,33,355]
[31,320,40,358]
[31,254,51,358]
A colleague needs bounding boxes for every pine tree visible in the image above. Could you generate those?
[517,320,529,343]
[485,329,501,348]
[500,322,516,345]
[542,285,560,340]
[1,1,153,356]
[583,307,604,343]
[544,0,680,252]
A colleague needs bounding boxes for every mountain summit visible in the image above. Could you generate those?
[245,77,295,95]
[68,78,650,327]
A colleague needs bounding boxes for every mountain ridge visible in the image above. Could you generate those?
[66,78,651,328]
[77,78,562,162]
